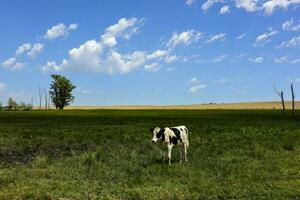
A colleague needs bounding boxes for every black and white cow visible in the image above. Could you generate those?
[150,125,189,165]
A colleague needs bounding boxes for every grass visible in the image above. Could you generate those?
[0,109,299,199]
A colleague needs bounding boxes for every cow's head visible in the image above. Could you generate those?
[150,127,165,143]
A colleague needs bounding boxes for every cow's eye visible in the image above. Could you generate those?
[156,132,161,138]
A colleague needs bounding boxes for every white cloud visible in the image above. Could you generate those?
[41,61,60,72]
[279,35,300,47]
[236,33,247,39]
[292,58,300,63]
[2,57,16,67]
[147,50,168,60]
[202,0,223,12]
[13,42,44,59]
[188,0,300,15]
[234,0,259,12]
[186,0,196,6]
[282,19,300,31]
[15,43,31,56]
[249,56,264,63]
[220,5,230,14]
[0,82,6,90]
[167,30,203,47]
[27,43,44,58]
[211,55,227,63]
[189,84,206,94]
[44,23,78,39]
[144,63,159,72]
[41,18,184,74]
[205,33,226,43]
[187,77,199,84]
[165,55,178,63]
[275,55,289,63]
[262,0,300,15]
[254,29,278,46]
[2,57,26,71]
[101,18,144,47]
[214,78,233,84]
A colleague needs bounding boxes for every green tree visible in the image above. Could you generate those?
[49,74,76,110]
[8,97,18,110]
[0,101,2,110]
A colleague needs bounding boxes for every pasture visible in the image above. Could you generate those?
[0,110,299,199]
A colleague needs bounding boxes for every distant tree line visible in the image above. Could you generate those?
[0,74,76,111]
[0,97,33,111]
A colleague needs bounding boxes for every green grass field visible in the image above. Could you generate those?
[0,110,300,199]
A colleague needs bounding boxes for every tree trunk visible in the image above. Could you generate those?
[291,83,295,116]
[39,87,42,109]
[280,91,285,115]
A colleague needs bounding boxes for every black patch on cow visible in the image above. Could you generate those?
[170,136,178,145]
[162,133,165,142]
[156,128,164,139]
[170,128,182,142]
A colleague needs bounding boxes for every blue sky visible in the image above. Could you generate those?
[0,0,300,106]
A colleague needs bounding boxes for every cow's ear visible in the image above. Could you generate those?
[150,128,154,132]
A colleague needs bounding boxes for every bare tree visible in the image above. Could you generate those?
[274,85,285,115]
[43,88,48,110]
[291,83,296,116]
[31,96,33,108]
[39,87,43,109]
[48,91,51,109]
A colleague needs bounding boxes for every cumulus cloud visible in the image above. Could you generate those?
[147,50,168,60]
[211,55,228,63]
[167,30,203,47]
[27,43,44,58]
[2,57,26,71]
[220,5,230,14]
[234,0,259,12]
[234,0,300,14]
[205,33,226,44]
[165,55,178,63]
[0,82,6,90]
[187,0,300,15]
[236,33,247,39]
[101,18,144,47]
[186,0,196,6]
[262,0,300,15]
[254,29,278,46]
[189,84,206,94]
[144,63,159,72]
[42,18,172,74]
[187,77,199,84]
[249,56,264,63]
[275,55,289,63]
[44,23,78,39]
[282,19,300,31]
[292,58,300,63]
[202,0,223,12]
[15,43,31,56]
[14,42,44,58]
[214,78,233,83]
[279,35,300,47]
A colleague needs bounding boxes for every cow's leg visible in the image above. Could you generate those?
[180,146,183,163]
[161,149,165,163]
[184,143,188,162]
[167,145,172,165]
